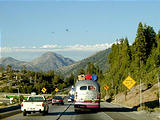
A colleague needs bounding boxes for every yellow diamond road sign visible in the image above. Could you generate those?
[41,87,47,93]
[123,75,136,90]
[104,85,109,91]
[55,88,59,92]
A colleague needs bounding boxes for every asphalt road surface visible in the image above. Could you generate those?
[2,102,157,120]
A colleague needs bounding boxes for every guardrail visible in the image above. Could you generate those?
[0,104,20,113]
[0,104,21,119]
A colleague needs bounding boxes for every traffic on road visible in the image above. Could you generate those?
[2,101,157,120]
[1,74,159,120]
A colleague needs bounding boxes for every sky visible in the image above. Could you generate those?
[0,0,160,61]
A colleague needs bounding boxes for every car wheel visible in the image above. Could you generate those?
[42,111,46,116]
[74,109,79,113]
[23,111,27,116]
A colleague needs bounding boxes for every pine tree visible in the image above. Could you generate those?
[157,30,160,51]
[86,62,96,74]
[133,22,147,65]
[144,24,156,57]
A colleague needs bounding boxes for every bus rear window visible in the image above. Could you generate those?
[88,86,96,90]
[80,86,87,90]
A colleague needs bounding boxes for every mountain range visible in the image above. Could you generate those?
[0,52,75,72]
[57,48,111,76]
[0,48,111,75]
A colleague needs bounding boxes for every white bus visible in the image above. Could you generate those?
[74,79,100,112]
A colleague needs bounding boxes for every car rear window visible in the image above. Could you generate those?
[28,97,44,101]
[80,86,87,90]
[53,96,63,100]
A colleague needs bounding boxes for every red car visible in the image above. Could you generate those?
[52,96,64,105]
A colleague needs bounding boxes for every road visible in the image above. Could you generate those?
[2,101,157,120]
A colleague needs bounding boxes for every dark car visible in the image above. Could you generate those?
[52,96,64,105]
[68,95,74,102]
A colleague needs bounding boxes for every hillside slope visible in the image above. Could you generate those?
[57,48,111,76]
[0,57,36,71]
[110,83,159,109]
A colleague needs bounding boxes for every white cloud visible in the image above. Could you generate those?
[0,43,113,53]
[40,44,61,49]
[65,43,112,51]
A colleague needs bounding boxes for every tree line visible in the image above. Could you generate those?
[0,62,103,94]
[100,22,160,99]
[0,65,75,94]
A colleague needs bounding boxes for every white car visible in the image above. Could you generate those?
[21,94,49,116]
[68,96,72,102]
[68,95,74,102]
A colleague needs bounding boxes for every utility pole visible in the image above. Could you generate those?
[157,73,160,108]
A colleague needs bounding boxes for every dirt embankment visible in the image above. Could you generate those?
[112,83,159,108]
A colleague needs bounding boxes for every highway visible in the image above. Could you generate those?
[2,101,156,120]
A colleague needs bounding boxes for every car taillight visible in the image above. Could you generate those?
[21,104,23,107]
[42,103,44,107]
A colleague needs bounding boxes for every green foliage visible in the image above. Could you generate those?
[0,102,8,106]
[154,108,160,112]
[78,68,85,75]
[0,67,68,94]
[13,96,19,103]
[101,22,160,99]
[65,73,75,86]
[19,95,24,103]
[0,65,4,72]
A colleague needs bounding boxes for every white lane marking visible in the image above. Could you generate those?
[56,104,72,120]
[100,102,114,120]
[101,112,114,120]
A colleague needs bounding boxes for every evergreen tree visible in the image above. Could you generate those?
[0,65,4,72]
[133,22,147,65]
[86,62,96,74]
[78,68,85,75]
[144,24,156,57]
[157,30,160,51]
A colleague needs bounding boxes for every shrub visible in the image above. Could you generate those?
[0,102,8,106]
